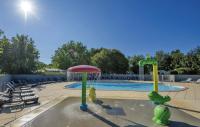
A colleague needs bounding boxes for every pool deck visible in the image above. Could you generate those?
[12,97,200,127]
[1,81,200,126]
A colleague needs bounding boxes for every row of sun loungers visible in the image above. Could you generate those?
[14,77,66,86]
[0,77,66,112]
[0,81,39,112]
[181,78,200,84]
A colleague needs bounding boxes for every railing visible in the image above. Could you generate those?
[67,73,200,82]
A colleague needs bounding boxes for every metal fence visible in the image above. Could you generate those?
[67,73,200,82]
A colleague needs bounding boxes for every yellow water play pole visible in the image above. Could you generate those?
[153,64,158,92]
[139,55,159,93]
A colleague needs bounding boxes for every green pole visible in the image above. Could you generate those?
[80,72,88,111]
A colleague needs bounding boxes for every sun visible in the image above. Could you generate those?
[19,0,34,21]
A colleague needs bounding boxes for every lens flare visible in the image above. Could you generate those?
[19,0,34,21]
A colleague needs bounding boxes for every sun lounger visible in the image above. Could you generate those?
[196,79,200,84]
[18,80,27,86]
[13,92,35,97]
[2,101,25,112]
[13,80,24,86]
[25,79,39,87]
[0,99,4,107]
[0,91,12,98]
[0,87,13,96]
[0,96,22,103]
[1,94,38,104]
[181,78,192,83]
[10,81,35,90]
[0,89,39,111]
[1,90,35,99]
[22,95,39,104]
[0,88,39,104]
[12,89,34,93]
[10,81,32,89]
[0,96,24,112]
[5,83,34,93]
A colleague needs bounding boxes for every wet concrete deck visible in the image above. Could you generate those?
[2,81,200,126]
[21,97,200,127]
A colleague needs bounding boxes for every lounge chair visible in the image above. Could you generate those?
[7,86,38,104]
[26,79,40,87]
[0,96,25,111]
[1,88,35,98]
[13,80,24,86]
[5,84,34,94]
[0,88,12,97]
[0,92,10,97]
[0,99,4,107]
[0,95,22,103]
[1,91,35,98]
[12,89,34,94]
[196,79,200,84]
[6,83,33,91]
[2,101,25,112]
[0,90,39,111]
[1,94,38,104]
[181,78,192,83]
[13,92,35,97]
[10,82,32,90]
[22,95,39,104]
[10,81,33,89]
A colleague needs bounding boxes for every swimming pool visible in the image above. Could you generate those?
[65,82,186,92]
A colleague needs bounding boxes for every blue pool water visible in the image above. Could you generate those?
[65,82,185,92]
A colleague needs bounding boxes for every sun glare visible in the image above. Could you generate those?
[19,0,34,21]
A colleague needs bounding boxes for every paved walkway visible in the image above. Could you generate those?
[0,81,200,126]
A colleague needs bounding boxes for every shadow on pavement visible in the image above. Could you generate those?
[87,109,120,127]
[165,104,200,113]
[169,121,199,127]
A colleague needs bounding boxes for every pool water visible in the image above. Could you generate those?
[65,82,185,92]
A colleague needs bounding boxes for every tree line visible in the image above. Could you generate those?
[0,30,39,74]
[51,41,200,75]
[0,29,199,74]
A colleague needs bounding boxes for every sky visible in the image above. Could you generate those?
[0,0,200,64]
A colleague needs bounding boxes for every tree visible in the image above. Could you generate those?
[91,49,111,73]
[36,61,47,70]
[185,46,200,74]
[155,50,171,71]
[0,29,8,53]
[1,34,39,74]
[88,48,106,58]
[91,49,128,73]
[170,49,185,70]
[129,55,144,74]
[52,41,90,69]
[0,30,11,72]
[110,49,129,73]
